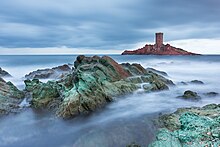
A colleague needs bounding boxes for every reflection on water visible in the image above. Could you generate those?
[0,55,220,147]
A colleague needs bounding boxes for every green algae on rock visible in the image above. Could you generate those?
[24,55,174,118]
[24,79,61,109]
[150,104,220,147]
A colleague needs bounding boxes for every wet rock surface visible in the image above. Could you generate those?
[150,104,220,147]
[178,80,204,85]
[0,77,24,115]
[146,68,168,76]
[177,90,201,100]
[0,67,12,77]
[25,64,72,79]
[24,55,173,118]
[24,79,61,109]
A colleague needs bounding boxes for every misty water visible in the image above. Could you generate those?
[0,55,220,147]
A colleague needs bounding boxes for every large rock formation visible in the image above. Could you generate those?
[122,33,200,55]
[25,64,72,79]
[24,55,174,118]
[0,77,25,115]
[150,104,220,147]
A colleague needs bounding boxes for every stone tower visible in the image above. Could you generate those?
[155,32,163,48]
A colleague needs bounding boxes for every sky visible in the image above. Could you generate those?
[0,0,220,55]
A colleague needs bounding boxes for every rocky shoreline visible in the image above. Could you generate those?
[0,55,219,146]
[24,55,174,118]
[0,55,174,118]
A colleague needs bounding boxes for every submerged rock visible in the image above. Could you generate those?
[177,90,201,100]
[190,80,204,84]
[205,92,219,97]
[150,104,220,147]
[178,81,188,85]
[0,77,24,115]
[0,67,12,77]
[178,80,204,86]
[25,64,72,79]
[24,55,173,118]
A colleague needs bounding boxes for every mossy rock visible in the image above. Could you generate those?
[25,79,61,108]
[150,104,220,147]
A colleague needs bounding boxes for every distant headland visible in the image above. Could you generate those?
[122,33,200,55]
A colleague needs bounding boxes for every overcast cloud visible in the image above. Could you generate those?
[0,0,220,54]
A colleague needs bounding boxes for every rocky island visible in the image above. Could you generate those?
[122,33,200,55]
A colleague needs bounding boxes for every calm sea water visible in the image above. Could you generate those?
[0,55,220,147]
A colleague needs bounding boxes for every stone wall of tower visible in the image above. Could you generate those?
[155,32,163,48]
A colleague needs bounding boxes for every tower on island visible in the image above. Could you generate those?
[155,32,163,48]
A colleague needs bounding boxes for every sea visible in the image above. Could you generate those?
[0,55,220,147]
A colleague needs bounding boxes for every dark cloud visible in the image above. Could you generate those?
[0,0,220,49]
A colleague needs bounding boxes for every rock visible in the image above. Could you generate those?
[146,68,168,76]
[177,90,201,100]
[0,78,24,99]
[126,142,141,147]
[24,55,173,118]
[190,80,204,84]
[0,67,12,77]
[150,104,220,147]
[122,33,200,55]
[178,81,188,85]
[204,92,219,97]
[25,64,72,79]
[149,129,182,147]
[24,79,61,109]
[0,77,25,115]
[57,56,137,118]
[178,80,204,85]
[122,63,174,91]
